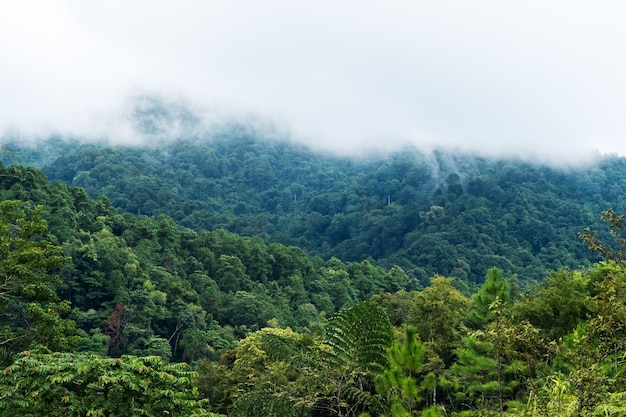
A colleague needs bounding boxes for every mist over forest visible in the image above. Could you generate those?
[3,1,626,414]
[2,95,626,416]
[3,98,626,288]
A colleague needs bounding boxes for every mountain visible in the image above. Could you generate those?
[3,125,626,287]
[4,124,626,416]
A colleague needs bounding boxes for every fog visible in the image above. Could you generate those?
[1,1,625,164]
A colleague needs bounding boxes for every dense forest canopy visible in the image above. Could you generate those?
[0,160,413,362]
[3,0,626,412]
[3,122,626,415]
[3,127,626,287]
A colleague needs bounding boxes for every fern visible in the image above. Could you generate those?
[323,301,394,374]
[261,332,316,369]
[253,302,393,417]
[315,301,394,417]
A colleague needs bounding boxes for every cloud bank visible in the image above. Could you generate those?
[1,1,625,163]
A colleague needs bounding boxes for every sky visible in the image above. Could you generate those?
[1,1,625,163]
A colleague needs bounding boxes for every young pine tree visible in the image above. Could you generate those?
[373,326,442,417]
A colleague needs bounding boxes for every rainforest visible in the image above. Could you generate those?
[1,127,626,416]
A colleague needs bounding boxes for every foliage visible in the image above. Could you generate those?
[443,269,523,415]
[580,208,626,265]
[555,264,626,414]
[374,326,443,416]
[0,350,210,416]
[312,301,394,416]
[0,200,76,362]
[6,132,626,286]
[467,267,511,327]
[224,302,394,417]
[0,162,408,362]
[408,276,469,366]
[323,301,394,375]
[5,130,626,416]
[514,269,590,340]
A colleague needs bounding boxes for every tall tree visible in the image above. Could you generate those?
[302,301,394,417]
[557,263,626,413]
[409,276,469,367]
[243,301,395,417]
[514,269,590,341]
[444,268,516,415]
[468,267,511,327]
[0,200,75,363]
[374,326,442,417]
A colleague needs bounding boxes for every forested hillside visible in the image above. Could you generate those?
[3,140,626,415]
[0,162,410,364]
[3,129,626,286]
[3,0,625,413]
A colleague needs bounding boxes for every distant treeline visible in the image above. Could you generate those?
[4,130,626,286]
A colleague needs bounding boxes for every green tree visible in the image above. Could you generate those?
[318,300,394,416]
[579,208,626,265]
[374,326,442,417]
[468,267,511,327]
[214,254,252,293]
[557,263,626,413]
[0,200,76,362]
[514,269,590,341]
[0,350,211,416]
[443,268,518,415]
[244,301,394,417]
[195,359,237,415]
[409,276,469,367]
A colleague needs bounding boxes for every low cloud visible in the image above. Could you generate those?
[1,1,625,165]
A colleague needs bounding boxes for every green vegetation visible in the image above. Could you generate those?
[0,161,408,365]
[5,131,626,286]
[0,351,211,416]
[2,128,626,415]
[0,199,75,363]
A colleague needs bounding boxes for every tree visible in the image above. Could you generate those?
[514,269,590,341]
[0,200,75,362]
[468,268,511,327]
[243,301,394,417]
[0,350,212,416]
[579,208,626,265]
[195,359,236,415]
[224,327,312,417]
[556,263,626,414]
[374,326,442,417]
[443,268,518,415]
[105,303,125,356]
[409,276,469,367]
[318,301,394,416]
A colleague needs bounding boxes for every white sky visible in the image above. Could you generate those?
[1,1,625,163]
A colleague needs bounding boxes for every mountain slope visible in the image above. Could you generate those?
[3,130,626,286]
